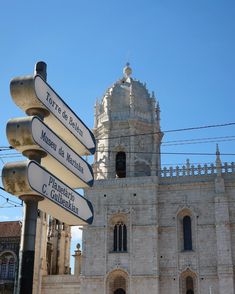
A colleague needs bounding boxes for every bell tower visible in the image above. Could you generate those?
[81,64,162,294]
[93,64,163,180]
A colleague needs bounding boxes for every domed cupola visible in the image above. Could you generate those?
[96,63,156,126]
[94,64,163,180]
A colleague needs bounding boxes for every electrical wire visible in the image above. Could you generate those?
[0,193,23,207]
[162,135,235,144]
[0,121,235,148]
[0,187,23,206]
[95,150,235,156]
[1,135,233,151]
[162,137,235,147]
[1,149,235,159]
[96,122,235,141]
[0,146,13,151]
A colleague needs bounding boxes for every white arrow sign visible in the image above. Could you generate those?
[10,75,96,156]
[7,116,94,188]
[2,160,93,225]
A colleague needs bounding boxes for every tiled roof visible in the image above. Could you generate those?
[0,221,21,238]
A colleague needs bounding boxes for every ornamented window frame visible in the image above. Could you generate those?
[179,269,197,294]
[177,208,196,252]
[116,151,126,178]
[183,215,193,251]
[108,214,128,254]
[113,222,127,252]
[0,251,17,280]
[106,269,129,294]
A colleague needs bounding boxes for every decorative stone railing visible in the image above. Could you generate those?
[160,162,235,178]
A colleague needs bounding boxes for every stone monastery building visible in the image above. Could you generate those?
[39,64,235,294]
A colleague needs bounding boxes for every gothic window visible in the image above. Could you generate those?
[113,222,127,252]
[116,152,126,178]
[186,276,194,294]
[183,216,192,251]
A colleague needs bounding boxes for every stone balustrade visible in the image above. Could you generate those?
[160,161,235,178]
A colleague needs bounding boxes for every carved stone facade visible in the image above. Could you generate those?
[34,213,72,294]
[0,221,21,294]
[41,64,235,294]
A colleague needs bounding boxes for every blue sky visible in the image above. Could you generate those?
[1,0,235,265]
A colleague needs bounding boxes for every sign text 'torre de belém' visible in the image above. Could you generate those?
[10,75,96,156]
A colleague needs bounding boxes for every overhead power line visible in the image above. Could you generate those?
[0,121,235,150]
[95,150,235,156]
[162,135,235,144]
[162,136,235,146]
[0,146,13,151]
[96,122,235,141]
[0,187,23,206]
[0,194,23,208]
[0,146,235,165]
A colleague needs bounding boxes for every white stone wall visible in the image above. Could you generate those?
[40,171,235,294]
[80,173,235,294]
[41,275,80,294]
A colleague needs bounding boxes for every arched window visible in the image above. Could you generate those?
[186,276,194,294]
[8,257,16,279]
[183,216,192,251]
[107,270,128,293]
[0,257,8,279]
[0,253,16,280]
[116,152,126,178]
[113,222,127,252]
[180,270,197,294]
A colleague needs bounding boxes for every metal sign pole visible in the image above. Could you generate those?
[17,195,42,294]
[17,62,47,294]
[3,60,95,292]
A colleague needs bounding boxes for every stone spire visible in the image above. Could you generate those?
[216,144,222,176]
[94,98,99,128]
[156,101,161,128]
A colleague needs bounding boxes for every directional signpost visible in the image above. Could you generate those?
[2,62,96,294]
[10,74,96,155]
[2,160,93,225]
[6,116,94,188]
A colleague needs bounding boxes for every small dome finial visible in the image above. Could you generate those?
[123,62,132,77]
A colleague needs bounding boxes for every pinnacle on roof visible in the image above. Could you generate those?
[216,144,222,176]
[123,62,132,78]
